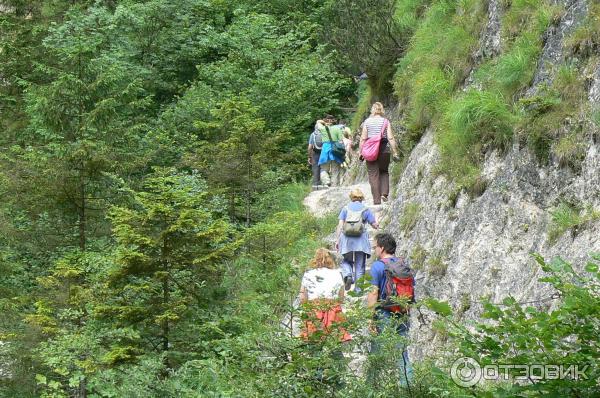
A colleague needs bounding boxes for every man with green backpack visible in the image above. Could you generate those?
[335,188,378,292]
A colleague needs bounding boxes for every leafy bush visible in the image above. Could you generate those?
[432,254,600,397]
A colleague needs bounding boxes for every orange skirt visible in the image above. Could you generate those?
[300,300,352,342]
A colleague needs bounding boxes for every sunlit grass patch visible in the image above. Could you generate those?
[547,202,600,244]
[442,89,514,153]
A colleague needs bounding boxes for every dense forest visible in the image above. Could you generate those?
[1,0,599,397]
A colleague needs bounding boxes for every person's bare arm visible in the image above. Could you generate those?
[307,144,313,164]
[299,286,308,304]
[387,123,399,158]
[367,287,379,309]
[359,124,368,152]
[335,219,344,250]
[370,210,379,229]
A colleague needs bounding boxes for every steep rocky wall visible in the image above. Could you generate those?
[351,0,600,360]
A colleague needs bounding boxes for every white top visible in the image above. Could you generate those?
[364,115,388,139]
[301,268,343,300]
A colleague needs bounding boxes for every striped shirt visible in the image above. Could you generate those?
[364,115,389,139]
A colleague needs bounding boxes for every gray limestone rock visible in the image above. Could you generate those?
[527,0,589,94]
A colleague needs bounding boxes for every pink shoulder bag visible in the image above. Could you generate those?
[361,118,389,162]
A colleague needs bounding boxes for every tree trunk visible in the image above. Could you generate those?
[229,190,236,222]
[162,239,170,369]
[245,152,252,227]
[163,275,169,353]
[78,168,86,251]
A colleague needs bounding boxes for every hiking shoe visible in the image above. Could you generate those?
[311,185,319,191]
[344,276,352,291]
[381,195,388,203]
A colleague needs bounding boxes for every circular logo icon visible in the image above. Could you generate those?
[450,357,482,387]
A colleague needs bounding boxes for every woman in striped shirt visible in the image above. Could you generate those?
[359,102,399,205]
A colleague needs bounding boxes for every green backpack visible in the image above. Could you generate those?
[343,206,367,237]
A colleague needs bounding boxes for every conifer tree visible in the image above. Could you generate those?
[193,98,288,225]
[104,169,237,367]
[18,5,151,250]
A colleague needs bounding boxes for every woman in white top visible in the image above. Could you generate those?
[299,248,351,341]
[359,102,399,205]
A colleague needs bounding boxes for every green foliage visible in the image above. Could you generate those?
[592,106,600,128]
[443,254,600,396]
[23,250,115,397]
[553,131,588,168]
[406,66,453,132]
[501,0,558,40]
[350,80,372,133]
[518,63,587,164]
[1,0,352,396]
[410,243,428,271]
[400,202,421,233]
[394,0,485,135]
[2,0,599,396]
[547,202,599,244]
[565,3,600,57]
[444,89,515,153]
[436,89,514,184]
[191,97,290,224]
[104,169,237,364]
[477,32,543,98]
[423,297,453,317]
[322,0,420,98]
[427,252,448,278]
[419,0,563,184]
[6,5,153,251]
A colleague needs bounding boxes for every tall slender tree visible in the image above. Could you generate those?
[104,169,237,367]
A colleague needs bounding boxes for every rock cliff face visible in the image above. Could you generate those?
[347,0,600,360]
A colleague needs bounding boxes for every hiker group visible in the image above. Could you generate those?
[308,102,400,204]
[300,101,414,385]
[299,187,415,386]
